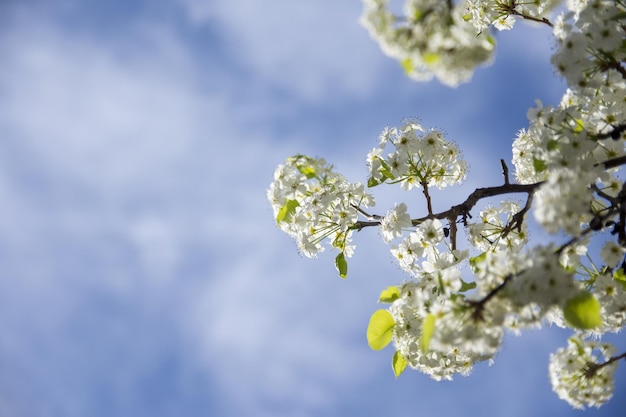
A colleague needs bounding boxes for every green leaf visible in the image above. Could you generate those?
[335,252,348,279]
[379,286,400,303]
[614,268,626,290]
[533,157,547,173]
[459,279,477,292]
[422,52,440,65]
[392,350,408,378]
[297,164,316,179]
[368,176,382,188]
[276,199,299,224]
[572,118,585,133]
[419,314,436,353]
[401,58,413,75]
[547,139,559,151]
[563,291,602,330]
[378,159,396,180]
[367,310,395,351]
[469,252,487,273]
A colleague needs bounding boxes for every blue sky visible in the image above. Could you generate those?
[0,1,624,416]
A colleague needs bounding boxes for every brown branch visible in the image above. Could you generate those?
[596,154,626,170]
[502,191,534,238]
[495,0,553,27]
[467,274,514,321]
[595,123,626,141]
[354,182,543,230]
[584,351,626,378]
[510,10,553,27]
[418,182,543,225]
[501,159,510,185]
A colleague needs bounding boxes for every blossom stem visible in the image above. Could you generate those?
[422,181,433,216]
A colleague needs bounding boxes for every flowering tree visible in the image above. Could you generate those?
[267,0,626,409]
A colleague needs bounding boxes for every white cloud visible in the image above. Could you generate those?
[178,0,387,101]
[0,7,391,416]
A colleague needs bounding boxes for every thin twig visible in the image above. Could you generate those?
[501,159,510,185]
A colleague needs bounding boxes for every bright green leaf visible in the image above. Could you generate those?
[276,200,299,224]
[572,118,585,133]
[297,164,316,179]
[368,176,382,188]
[401,58,413,75]
[469,252,487,273]
[379,286,400,303]
[419,314,436,353]
[367,310,395,351]
[422,52,440,65]
[614,268,626,290]
[335,252,348,279]
[563,291,602,330]
[392,350,408,378]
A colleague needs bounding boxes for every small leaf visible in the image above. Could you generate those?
[335,252,348,279]
[614,268,626,290]
[367,310,395,351]
[422,52,440,65]
[379,286,400,303]
[401,58,413,75]
[419,314,436,353]
[572,118,585,133]
[297,164,316,179]
[392,350,408,378]
[533,157,547,173]
[459,279,477,292]
[378,159,396,180]
[276,199,299,224]
[563,291,602,330]
[469,252,487,273]
[368,176,382,188]
[547,139,559,151]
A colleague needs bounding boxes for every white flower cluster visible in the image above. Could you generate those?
[466,0,561,32]
[511,0,626,238]
[467,202,528,252]
[360,0,495,86]
[269,0,626,409]
[268,155,374,258]
[549,336,618,409]
[388,224,497,380]
[390,279,494,381]
[367,120,467,190]
[552,0,626,90]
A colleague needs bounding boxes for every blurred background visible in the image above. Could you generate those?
[0,1,624,416]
